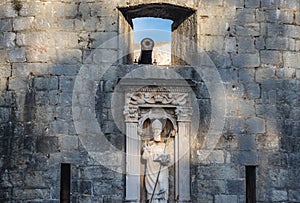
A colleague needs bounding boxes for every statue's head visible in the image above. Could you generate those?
[152,119,162,142]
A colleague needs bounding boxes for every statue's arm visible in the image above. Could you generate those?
[142,144,151,160]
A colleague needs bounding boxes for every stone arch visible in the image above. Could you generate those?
[118,3,198,65]
[118,3,195,29]
[117,0,198,10]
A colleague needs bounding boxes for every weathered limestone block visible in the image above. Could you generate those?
[53,32,78,48]
[227,117,246,134]
[233,53,260,68]
[284,25,300,39]
[266,23,284,37]
[57,19,75,31]
[0,49,8,64]
[234,23,260,36]
[96,16,118,32]
[0,32,16,48]
[198,150,225,164]
[8,77,27,91]
[266,37,289,50]
[224,0,244,8]
[36,136,59,154]
[296,12,300,25]
[19,2,42,17]
[92,49,118,64]
[79,3,91,19]
[16,32,49,47]
[24,171,47,188]
[8,48,26,63]
[26,47,57,63]
[195,179,226,194]
[64,3,78,18]
[0,19,12,32]
[271,189,288,202]
[34,77,58,91]
[296,69,300,78]
[199,17,228,36]
[0,78,7,91]
[289,189,300,202]
[57,49,82,64]
[12,63,50,76]
[245,0,260,8]
[238,134,256,150]
[83,17,99,31]
[236,8,256,23]
[79,180,93,196]
[50,120,71,135]
[43,2,65,18]
[260,50,282,66]
[90,32,118,49]
[0,65,11,78]
[59,76,75,93]
[276,67,296,78]
[239,68,255,82]
[13,189,50,200]
[266,10,294,24]
[13,17,34,31]
[239,99,255,117]
[246,117,265,134]
[0,4,17,18]
[33,17,53,30]
[91,2,117,17]
[60,135,79,152]
[215,195,238,203]
[233,151,257,165]
[225,37,236,53]
[238,37,256,53]
[199,36,224,52]
[226,99,239,116]
[283,52,300,69]
[35,91,57,107]
[0,107,10,123]
[255,68,276,83]
[227,179,245,194]
[261,0,277,8]
[279,0,300,10]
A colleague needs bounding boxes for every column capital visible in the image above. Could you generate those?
[124,106,139,123]
[176,107,192,122]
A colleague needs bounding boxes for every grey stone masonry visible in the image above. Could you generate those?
[0,0,300,203]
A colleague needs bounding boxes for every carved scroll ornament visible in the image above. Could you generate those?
[128,92,188,106]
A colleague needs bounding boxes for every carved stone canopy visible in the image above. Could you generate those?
[137,108,178,139]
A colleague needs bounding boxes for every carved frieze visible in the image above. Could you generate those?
[127,92,188,106]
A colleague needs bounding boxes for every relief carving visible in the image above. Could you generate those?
[127,92,188,106]
[124,106,139,122]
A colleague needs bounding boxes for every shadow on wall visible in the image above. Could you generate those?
[1,0,300,202]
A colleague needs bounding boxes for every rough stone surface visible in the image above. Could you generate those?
[0,0,300,202]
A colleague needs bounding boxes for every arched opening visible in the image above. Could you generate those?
[133,17,173,65]
[118,3,197,65]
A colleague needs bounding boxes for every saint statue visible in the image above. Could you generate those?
[142,119,171,203]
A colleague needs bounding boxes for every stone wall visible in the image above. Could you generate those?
[0,0,299,202]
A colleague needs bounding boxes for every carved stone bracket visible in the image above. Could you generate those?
[176,107,192,122]
[124,106,139,122]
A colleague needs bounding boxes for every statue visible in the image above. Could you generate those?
[142,119,171,203]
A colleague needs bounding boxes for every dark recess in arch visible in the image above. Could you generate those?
[118,3,195,30]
